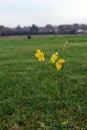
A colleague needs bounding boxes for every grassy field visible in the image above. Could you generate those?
[0,35,87,130]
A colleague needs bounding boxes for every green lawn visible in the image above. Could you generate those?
[0,35,87,130]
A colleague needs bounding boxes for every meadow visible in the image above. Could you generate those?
[0,35,87,130]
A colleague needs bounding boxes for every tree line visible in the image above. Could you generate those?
[0,23,87,36]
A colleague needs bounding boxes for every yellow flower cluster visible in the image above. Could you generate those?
[35,49,45,61]
[35,49,65,70]
[50,52,58,64]
[50,52,65,70]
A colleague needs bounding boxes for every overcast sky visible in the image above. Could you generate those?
[0,0,87,27]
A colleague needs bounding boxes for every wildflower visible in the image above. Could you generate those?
[64,40,69,47]
[35,49,41,57]
[61,120,69,125]
[50,52,58,64]
[55,58,65,70]
[35,49,45,61]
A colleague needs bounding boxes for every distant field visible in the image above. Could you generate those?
[0,35,87,130]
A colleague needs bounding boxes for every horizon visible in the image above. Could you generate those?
[1,22,87,28]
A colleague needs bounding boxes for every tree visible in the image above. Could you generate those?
[58,25,65,34]
[44,24,54,34]
[30,24,39,34]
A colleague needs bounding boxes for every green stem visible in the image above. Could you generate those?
[60,68,64,99]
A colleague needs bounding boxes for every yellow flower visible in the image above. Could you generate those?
[38,56,45,61]
[35,49,45,61]
[61,120,69,125]
[50,52,58,64]
[35,49,41,58]
[55,58,65,70]
[58,58,65,64]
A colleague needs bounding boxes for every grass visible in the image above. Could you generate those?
[0,35,87,130]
